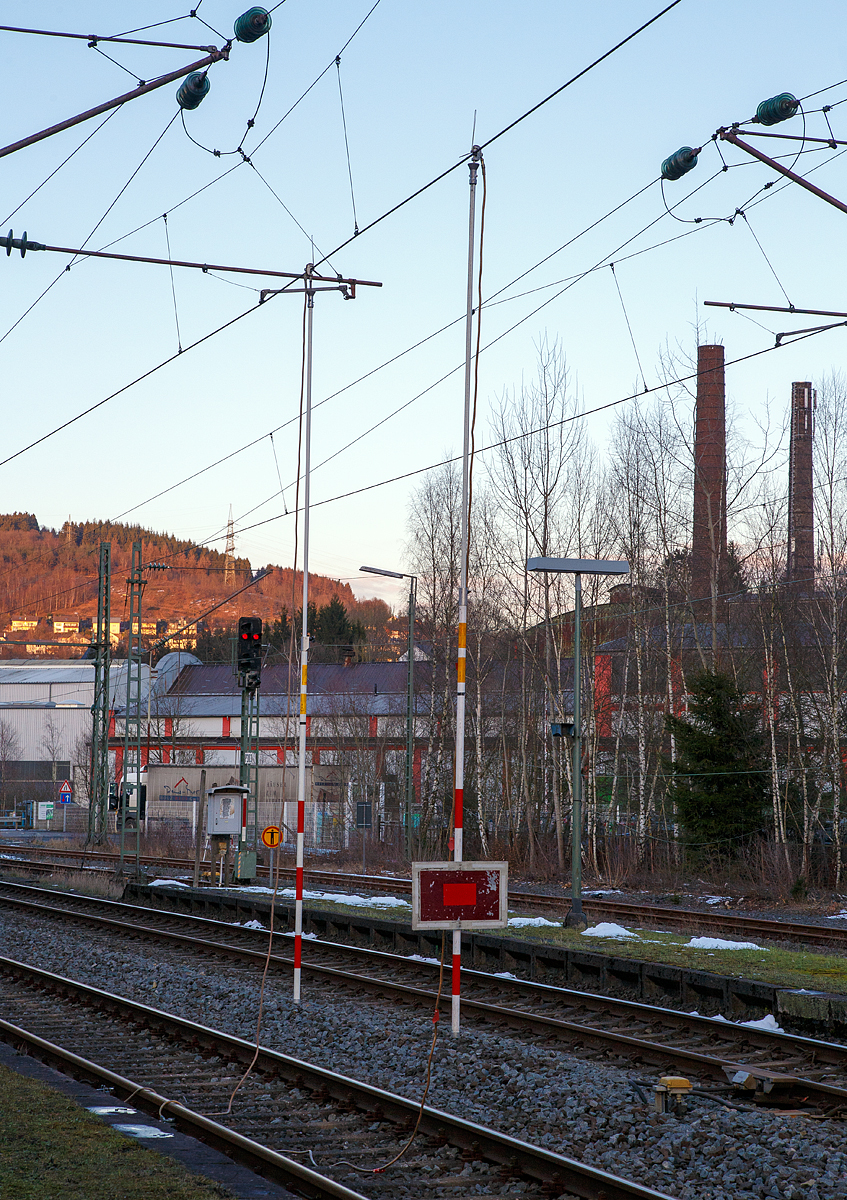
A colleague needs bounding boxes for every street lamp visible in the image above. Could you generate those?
[360,565,418,861]
[526,557,630,929]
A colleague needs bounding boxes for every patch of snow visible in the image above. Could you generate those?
[237,885,409,908]
[693,1011,784,1033]
[686,936,764,951]
[739,1013,785,1033]
[493,970,519,980]
[508,916,560,928]
[236,919,265,930]
[308,890,410,909]
[581,922,637,939]
[149,878,189,887]
[704,896,731,905]
[406,953,441,965]
[824,910,847,920]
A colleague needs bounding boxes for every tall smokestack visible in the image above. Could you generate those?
[787,380,815,592]
[691,344,728,605]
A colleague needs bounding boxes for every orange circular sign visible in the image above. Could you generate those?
[261,825,281,848]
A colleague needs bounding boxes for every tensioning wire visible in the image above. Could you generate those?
[310,0,686,273]
[0,109,181,350]
[212,321,846,548]
[85,168,679,522]
[1,104,124,227]
[204,169,730,534]
[7,9,839,503]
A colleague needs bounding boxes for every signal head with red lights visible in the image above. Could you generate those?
[236,616,262,684]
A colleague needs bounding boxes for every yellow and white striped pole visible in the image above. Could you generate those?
[451,148,480,1036]
[294,266,314,1004]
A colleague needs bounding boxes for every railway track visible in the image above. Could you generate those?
[2,880,845,1114]
[0,954,672,1200]
[2,845,846,951]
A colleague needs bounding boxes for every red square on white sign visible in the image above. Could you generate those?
[411,861,508,930]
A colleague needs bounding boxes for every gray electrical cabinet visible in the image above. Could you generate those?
[206,785,248,837]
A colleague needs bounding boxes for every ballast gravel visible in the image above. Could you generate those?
[1,908,844,1200]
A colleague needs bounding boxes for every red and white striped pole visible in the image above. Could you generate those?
[451,148,481,1036]
[293,267,314,1004]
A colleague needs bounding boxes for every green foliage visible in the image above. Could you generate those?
[0,512,39,532]
[193,597,367,665]
[315,594,353,644]
[664,669,769,853]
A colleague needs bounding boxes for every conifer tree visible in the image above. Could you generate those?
[664,669,768,853]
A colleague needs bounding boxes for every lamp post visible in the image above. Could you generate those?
[360,565,417,861]
[526,557,629,929]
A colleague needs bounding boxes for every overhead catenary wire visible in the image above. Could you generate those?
[89,42,146,85]
[269,432,288,515]
[1,106,124,228]
[0,108,181,350]
[310,0,686,272]
[211,320,847,546]
[7,16,846,542]
[737,209,793,307]
[209,133,847,532]
[246,160,338,270]
[6,162,676,492]
[37,126,841,532]
[109,169,671,522]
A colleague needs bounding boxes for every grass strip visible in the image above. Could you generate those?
[497,923,847,993]
[276,895,847,994]
[0,1063,237,1200]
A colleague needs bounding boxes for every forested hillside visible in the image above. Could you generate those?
[0,514,386,653]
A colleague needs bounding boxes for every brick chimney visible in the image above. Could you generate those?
[691,344,728,605]
[787,381,815,592]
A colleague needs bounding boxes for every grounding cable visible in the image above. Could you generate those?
[321,933,447,1175]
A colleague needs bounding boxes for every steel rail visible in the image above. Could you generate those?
[3,885,845,1110]
[4,848,847,949]
[0,1016,368,1200]
[0,955,674,1200]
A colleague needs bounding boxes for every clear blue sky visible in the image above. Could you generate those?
[1,1,845,611]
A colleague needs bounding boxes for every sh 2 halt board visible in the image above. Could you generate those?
[411,861,508,930]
